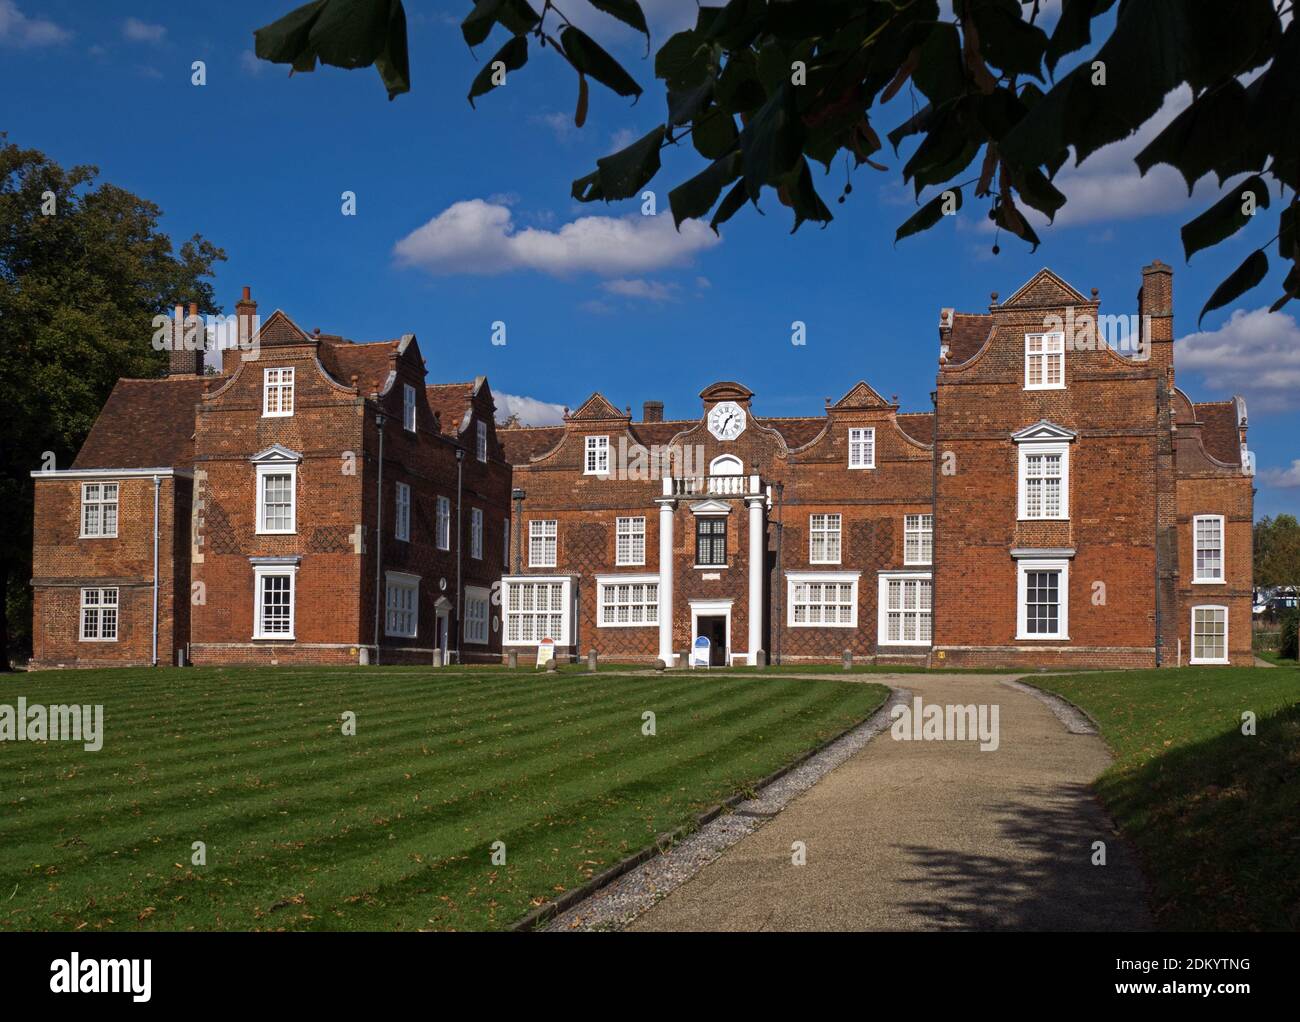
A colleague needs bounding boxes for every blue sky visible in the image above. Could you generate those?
[2,0,1297,518]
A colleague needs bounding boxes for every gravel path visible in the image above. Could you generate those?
[554,671,1152,932]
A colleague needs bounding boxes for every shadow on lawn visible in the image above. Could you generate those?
[1092,700,1300,931]
[893,782,1153,931]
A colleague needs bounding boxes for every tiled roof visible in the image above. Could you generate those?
[499,425,563,463]
[318,337,399,391]
[759,417,826,448]
[72,377,208,470]
[896,412,934,444]
[1193,401,1241,465]
[946,313,992,364]
[426,382,475,437]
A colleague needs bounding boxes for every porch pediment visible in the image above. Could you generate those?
[250,443,303,463]
[689,498,733,515]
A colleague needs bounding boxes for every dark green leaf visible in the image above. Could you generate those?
[738,83,805,200]
[561,25,642,99]
[254,0,328,70]
[655,29,709,90]
[1045,0,1115,74]
[668,152,742,228]
[461,0,504,47]
[912,22,964,105]
[1135,82,1265,193]
[668,80,713,128]
[710,179,752,233]
[372,0,409,99]
[971,0,1047,80]
[1008,165,1065,222]
[587,0,649,40]
[572,125,666,203]
[991,196,1040,251]
[895,187,962,244]
[782,158,833,233]
[1199,249,1269,326]
[691,106,739,159]
[1180,176,1271,262]
[467,34,527,106]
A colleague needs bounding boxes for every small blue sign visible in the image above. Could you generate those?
[691,635,711,668]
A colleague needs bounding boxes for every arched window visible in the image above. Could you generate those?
[709,453,743,476]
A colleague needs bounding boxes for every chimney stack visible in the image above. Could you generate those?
[1139,260,1174,388]
[642,400,664,422]
[236,285,258,355]
[168,303,204,377]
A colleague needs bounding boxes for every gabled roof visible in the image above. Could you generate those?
[254,309,311,346]
[568,392,627,421]
[1000,268,1089,308]
[72,377,208,470]
[896,412,934,444]
[318,337,400,391]
[498,425,564,463]
[829,381,891,410]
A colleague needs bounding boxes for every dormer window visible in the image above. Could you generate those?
[403,384,417,432]
[477,420,488,462]
[263,368,294,417]
[585,435,609,475]
[849,427,875,469]
[1025,332,1064,390]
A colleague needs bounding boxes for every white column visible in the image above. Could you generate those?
[657,498,676,665]
[746,493,765,665]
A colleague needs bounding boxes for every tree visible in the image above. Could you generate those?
[1255,514,1300,592]
[0,136,225,669]
[251,1,1300,322]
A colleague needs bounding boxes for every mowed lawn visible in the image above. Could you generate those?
[0,667,887,931]
[1037,666,1300,930]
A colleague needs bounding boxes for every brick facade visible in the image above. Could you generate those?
[31,263,1255,670]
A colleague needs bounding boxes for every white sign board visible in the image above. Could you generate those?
[536,637,555,668]
[691,635,711,669]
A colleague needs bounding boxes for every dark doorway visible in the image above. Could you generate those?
[698,615,727,666]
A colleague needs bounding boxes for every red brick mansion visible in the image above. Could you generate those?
[30,264,1255,670]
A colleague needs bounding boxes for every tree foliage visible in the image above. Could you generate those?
[0,136,225,666]
[254,0,1299,320]
[1255,514,1300,590]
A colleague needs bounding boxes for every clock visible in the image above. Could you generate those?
[707,401,746,441]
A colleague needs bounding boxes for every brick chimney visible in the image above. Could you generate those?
[236,285,258,353]
[168,302,204,377]
[1139,261,1174,388]
[642,400,664,422]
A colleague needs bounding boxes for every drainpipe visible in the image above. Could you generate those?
[511,488,525,573]
[930,389,939,669]
[774,481,784,666]
[373,411,387,665]
[152,473,160,667]
[455,448,465,665]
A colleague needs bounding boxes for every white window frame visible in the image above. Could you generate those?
[1016,558,1069,640]
[253,564,297,640]
[529,519,557,568]
[477,419,488,462]
[384,570,419,639]
[904,513,933,566]
[616,516,646,566]
[79,586,119,642]
[1024,331,1065,390]
[470,507,483,560]
[787,570,860,629]
[464,585,490,644]
[1190,604,1229,665]
[501,576,572,646]
[848,427,875,469]
[436,496,451,551]
[876,571,932,646]
[394,482,411,542]
[809,513,842,565]
[1017,442,1070,521]
[1192,514,1225,583]
[584,435,610,476]
[255,462,297,535]
[263,367,295,417]
[403,383,417,432]
[596,573,660,628]
[80,482,120,539]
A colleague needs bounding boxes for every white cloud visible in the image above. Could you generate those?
[0,1,69,47]
[394,199,719,277]
[1258,459,1300,489]
[1177,307,1300,411]
[601,278,679,302]
[495,392,567,426]
[122,18,166,44]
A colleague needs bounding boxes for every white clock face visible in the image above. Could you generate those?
[707,401,746,441]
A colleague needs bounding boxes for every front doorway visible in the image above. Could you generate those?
[435,599,450,666]
[698,615,727,666]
